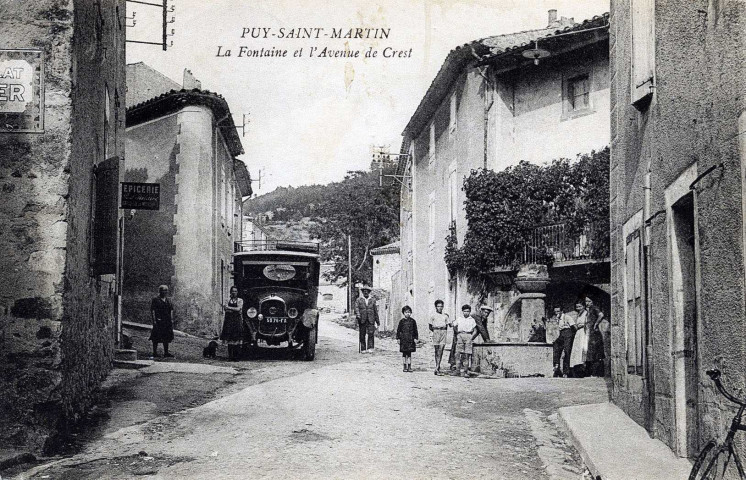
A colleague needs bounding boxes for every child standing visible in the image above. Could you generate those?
[396,305,418,372]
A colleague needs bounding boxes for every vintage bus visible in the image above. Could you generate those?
[233,240,321,360]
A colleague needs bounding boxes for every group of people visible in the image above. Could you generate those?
[148,284,245,361]
[543,297,608,378]
[380,299,493,376]
[366,290,607,379]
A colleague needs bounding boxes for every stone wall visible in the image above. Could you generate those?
[610,0,746,457]
[123,115,179,324]
[0,0,125,453]
[372,250,400,293]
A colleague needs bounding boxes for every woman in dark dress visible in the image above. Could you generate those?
[220,286,244,361]
[396,305,418,372]
[150,285,175,358]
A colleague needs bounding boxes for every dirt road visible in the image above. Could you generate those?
[16,316,609,479]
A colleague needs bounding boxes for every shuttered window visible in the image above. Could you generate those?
[92,156,120,275]
[631,0,655,106]
[625,229,644,375]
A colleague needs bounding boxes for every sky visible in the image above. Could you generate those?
[126,0,609,195]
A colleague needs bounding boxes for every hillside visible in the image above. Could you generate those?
[243,170,400,286]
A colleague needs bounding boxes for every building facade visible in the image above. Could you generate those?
[610,0,746,458]
[399,12,610,342]
[124,64,251,336]
[0,0,126,453]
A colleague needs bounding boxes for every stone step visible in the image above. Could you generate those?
[113,359,154,370]
[114,349,138,361]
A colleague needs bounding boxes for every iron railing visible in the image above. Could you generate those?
[521,221,607,265]
[234,239,320,254]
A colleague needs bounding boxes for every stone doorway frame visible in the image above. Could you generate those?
[664,162,701,458]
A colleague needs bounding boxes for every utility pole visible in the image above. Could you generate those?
[347,234,352,314]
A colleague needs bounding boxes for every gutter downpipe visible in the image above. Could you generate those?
[642,170,656,434]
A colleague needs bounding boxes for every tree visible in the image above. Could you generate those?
[310,171,399,287]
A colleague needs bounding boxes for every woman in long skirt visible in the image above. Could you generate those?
[220,286,244,361]
[569,300,589,377]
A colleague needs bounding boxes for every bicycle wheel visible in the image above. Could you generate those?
[689,441,743,480]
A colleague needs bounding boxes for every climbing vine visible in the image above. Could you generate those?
[445,147,610,289]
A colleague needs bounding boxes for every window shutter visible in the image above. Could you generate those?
[93,156,120,275]
[631,0,655,105]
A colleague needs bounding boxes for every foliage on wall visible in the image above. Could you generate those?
[445,147,610,288]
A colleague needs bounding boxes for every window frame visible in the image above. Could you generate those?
[562,70,594,120]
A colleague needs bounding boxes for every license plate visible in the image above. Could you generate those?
[264,317,286,323]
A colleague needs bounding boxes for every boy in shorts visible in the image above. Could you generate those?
[451,304,477,377]
[428,299,451,375]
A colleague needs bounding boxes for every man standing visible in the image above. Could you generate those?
[452,304,477,377]
[150,285,175,359]
[354,285,379,353]
[428,299,451,375]
[550,305,575,377]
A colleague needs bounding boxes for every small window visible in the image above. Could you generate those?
[323,293,334,301]
[568,75,590,111]
[449,93,457,133]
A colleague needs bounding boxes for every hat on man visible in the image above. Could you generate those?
[359,284,373,292]
[479,304,493,312]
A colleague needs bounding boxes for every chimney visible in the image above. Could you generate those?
[182,68,202,90]
[548,9,558,27]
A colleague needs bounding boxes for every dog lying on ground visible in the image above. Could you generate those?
[203,340,218,358]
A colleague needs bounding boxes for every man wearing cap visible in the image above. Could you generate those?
[472,304,492,342]
[354,285,380,353]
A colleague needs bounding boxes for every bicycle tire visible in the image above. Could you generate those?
[690,441,718,480]
[689,441,742,480]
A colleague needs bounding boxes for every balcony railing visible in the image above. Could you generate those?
[234,239,320,254]
[521,221,608,265]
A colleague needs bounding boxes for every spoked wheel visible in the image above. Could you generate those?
[689,441,744,480]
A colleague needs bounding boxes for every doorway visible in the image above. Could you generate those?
[670,192,698,457]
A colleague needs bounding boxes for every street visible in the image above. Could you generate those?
[18,316,609,480]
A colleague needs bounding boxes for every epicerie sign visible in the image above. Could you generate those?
[0,49,44,133]
[121,182,161,210]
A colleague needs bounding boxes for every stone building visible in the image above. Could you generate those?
[124,64,251,336]
[0,0,126,453]
[398,12,610,359]
[370,241,401,330]
[610,0,746,459]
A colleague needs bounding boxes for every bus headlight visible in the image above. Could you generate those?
[246,307,258,318]
[288,308,299,319]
